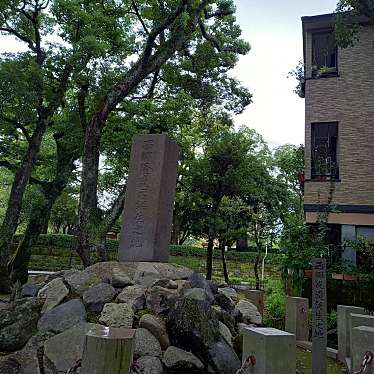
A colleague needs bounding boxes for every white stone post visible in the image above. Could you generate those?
[242,327,296,374]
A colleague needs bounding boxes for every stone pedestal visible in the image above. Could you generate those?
[242,327,295,374]
[119,134,180,262]
[351,326,374,374]
[285,296,309,341]
[337,305,366,361]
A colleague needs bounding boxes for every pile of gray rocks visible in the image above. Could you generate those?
[0,261,262,374]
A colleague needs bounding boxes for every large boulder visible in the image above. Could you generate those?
[139,314,170,349]
[82,282,116,312]
[167,297,240,373]
[43,323,96,374]
[134,328,162,358]
[38,277,69,313]
[183,288,211,303]
[117,285,146,311]
[0,349,40,374]
[1,330,55,373]
[133,355,163,374]
[214,292,235,312]
[236,300,262,325]
[145,286,177,314]
[217,287,238,302]
[99,302,134,328]
[218,321,233,346]
[63,270,95,296]
[37,299,86,333]
[212,305,236,335]
[163,346,204,373]
[187,273,214,304]
[0,298,41,352]
[208,339,241,373]
[111,267,134,287]
[21,283,41,298]
[167,297,220,352]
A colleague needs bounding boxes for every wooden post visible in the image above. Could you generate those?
[81,325,135,374]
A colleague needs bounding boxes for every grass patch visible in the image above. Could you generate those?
[296,349,345,374]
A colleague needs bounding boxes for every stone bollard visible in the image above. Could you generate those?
[81,325,135,374]
[242,327,296,373]
[337,305,366,362]
[285,296,309,341]
[351,326,374,374]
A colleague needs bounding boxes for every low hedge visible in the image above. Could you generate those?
[13,234,281,264]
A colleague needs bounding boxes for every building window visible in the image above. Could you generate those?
[311,122,339,180]
[312,30,338,77]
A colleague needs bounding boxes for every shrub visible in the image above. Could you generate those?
[263,279,287,330]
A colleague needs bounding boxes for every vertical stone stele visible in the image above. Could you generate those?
[285,296,309,341]
[312,258,327,374]
[119,134,180,262]
[81,325,135,374]
[242,327,296,374]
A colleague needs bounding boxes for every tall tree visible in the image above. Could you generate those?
[188,126,268,279]
[76,0,251,266]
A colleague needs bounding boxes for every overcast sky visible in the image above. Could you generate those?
[232,0,338,148]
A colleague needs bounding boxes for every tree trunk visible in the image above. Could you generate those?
[220,240,229,284]
[8,196,51,296]
[206,236,214,280]
[8,140,78,291]
[77,116,101,267]
[0,118,48,293]
[254,251,261,290]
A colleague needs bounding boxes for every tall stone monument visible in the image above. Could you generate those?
[119,134,180,262]
[312,258,327,374]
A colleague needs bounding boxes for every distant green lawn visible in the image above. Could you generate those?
[29,253,279,285]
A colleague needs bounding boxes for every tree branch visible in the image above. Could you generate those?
[0,26,36,52]
[198,19,222,52]
[104,185,127,233]
[147,69,160,98]
[0,115,32,142]
[0,159,48,186]
[131,0,149,35]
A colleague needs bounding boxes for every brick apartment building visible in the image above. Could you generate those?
[301,13,374,265]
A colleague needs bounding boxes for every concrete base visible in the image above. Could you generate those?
[242,327,295,374]
[351,326,374,374]
[337,305,366,361]
[285,296,309,341]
